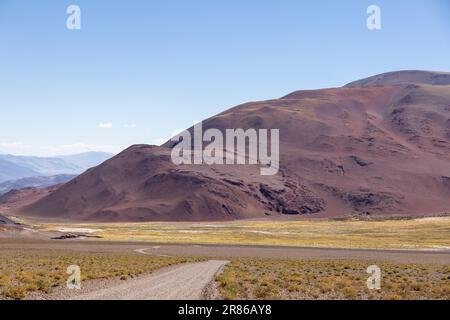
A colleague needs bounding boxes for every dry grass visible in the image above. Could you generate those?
[216,258,450,300]
[35,217,450,250]
[0,248,203,300]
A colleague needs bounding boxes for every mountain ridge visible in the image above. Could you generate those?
[0,152,113,183]
[345,70,450,87]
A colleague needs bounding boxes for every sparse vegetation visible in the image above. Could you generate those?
[0,248,203,300]
[216,258,450,300]
[2,217,449,300]
[0,244,448,300]
[36,216,450,250]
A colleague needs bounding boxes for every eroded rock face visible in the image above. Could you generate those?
[16,71,450,221]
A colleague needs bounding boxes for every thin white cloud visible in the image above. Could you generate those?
[0,141,32,154]
[98,123,113,129]
[0,141,29,148]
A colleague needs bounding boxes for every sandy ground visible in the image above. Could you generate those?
[133,244,450,264]
[2,239,449,264]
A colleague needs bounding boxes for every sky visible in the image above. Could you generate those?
[0,0,449,156]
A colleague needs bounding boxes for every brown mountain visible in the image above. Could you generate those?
[16,71,450,221]
[0,185,62,212]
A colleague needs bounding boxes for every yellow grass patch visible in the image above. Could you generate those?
[0,248,203,300]
[216,258,450,300]
[36,217,450,250]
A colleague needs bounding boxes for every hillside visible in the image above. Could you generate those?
[17,71,450,221]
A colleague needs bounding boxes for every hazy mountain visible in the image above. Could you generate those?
[0,158,41,182]
[0,155,81,176]
[0,152,114,183]
[58,152,114,171]
[0,174,76,195]
[17,71,450,221]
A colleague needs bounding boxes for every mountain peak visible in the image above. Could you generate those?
[344,70,450,88]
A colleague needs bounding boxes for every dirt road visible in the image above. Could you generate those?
[72,260,228,300]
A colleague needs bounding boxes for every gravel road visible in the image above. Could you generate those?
[71,260,228,300]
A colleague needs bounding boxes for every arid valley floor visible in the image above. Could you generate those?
[1,216,449,300]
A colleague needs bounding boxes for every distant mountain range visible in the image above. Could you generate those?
[0,151,113,190]
[0,158,39,182]
[0,174,76,195]
[58,152,116,171]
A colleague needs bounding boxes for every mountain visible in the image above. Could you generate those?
[0,154,81,177]
[58,152,114,171]
[17,71,450,221]
[0,158,41,182]
[0,174,76,195]
[0,185,61,213]
[0,152,113,183]
[345,70,450,87]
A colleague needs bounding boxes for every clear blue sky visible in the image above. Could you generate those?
[1,0,449,156]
